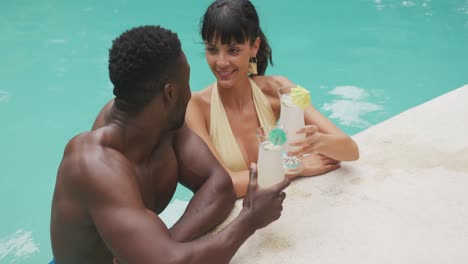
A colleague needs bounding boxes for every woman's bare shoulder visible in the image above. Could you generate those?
[187,84,214,128]
[190,84,213,108]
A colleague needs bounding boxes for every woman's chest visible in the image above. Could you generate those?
[226,108,262,165]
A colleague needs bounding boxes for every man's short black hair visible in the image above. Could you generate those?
[108,25,182,114]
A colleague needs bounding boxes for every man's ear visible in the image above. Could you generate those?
[163,83,176,105]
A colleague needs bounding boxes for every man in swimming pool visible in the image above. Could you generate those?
[50,25,289,264]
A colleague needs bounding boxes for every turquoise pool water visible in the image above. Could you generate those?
[1,0,466,263]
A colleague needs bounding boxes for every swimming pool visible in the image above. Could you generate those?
[0,0,466,263]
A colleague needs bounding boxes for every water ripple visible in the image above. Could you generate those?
[0,90,10,103]
[0,229,39,262]
[159,199,189,228]
[48,39,66,44]
[322,86,383,128]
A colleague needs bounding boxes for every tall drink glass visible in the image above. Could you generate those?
[278,86,305,174]
[256,126,286,188]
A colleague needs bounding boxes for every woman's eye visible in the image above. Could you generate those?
[230,49,240,54]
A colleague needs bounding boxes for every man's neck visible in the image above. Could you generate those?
[107,106,169,164]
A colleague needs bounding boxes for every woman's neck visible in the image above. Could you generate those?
[217,76,253,111]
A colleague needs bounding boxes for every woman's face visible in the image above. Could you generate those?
[204,36,259,89]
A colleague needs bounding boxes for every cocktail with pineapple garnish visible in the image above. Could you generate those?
[278,85,311,174]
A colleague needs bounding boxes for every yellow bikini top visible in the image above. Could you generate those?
[210,78,276,171]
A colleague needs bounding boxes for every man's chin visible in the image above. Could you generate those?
[170,118,185,131]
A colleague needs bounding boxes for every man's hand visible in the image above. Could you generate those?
[242,163,290,230]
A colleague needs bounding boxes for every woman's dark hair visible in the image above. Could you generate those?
[109,25,181,114]
[201,0,273,75]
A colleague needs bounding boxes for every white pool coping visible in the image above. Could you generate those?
[213,84,468,263]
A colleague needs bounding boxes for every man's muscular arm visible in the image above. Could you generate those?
[170,123,236,241]
[67,145,288,264]
[92,100,235,242]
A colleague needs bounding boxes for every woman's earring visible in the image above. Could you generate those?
[248,56,258,75]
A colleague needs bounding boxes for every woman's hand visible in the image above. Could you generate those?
[287,125,321,157]
[286,153,340,179]
[289,124,359,161]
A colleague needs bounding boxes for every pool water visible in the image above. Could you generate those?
[1,0,466,263]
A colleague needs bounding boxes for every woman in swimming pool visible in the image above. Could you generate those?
[186,0,359,197]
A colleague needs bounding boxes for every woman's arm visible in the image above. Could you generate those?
[288,108,360,161]
[268,76,359,161]
[297,105,359,161]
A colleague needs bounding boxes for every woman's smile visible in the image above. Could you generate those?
[216,69,237,80]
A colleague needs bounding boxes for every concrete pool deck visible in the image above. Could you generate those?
[212,84,468,263]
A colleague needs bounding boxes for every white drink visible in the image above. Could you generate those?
[257,141,285,188]
[279,94,305,152]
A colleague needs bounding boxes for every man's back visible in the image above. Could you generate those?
[51,129,114,263]
[50,126,180,263]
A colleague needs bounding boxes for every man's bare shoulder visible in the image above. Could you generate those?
[58,131,133,201]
